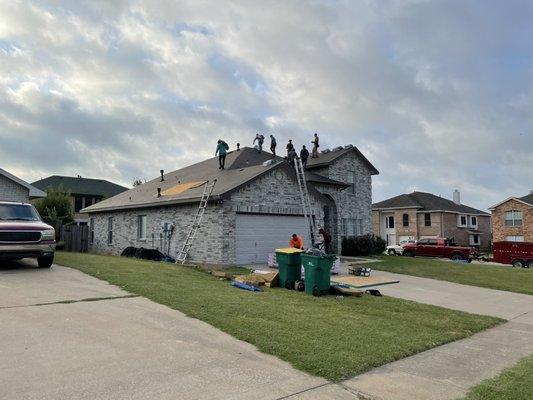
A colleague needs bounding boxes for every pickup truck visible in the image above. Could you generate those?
[0,201,56,268]
[402,238,474,262]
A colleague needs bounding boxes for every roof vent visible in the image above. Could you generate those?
[321,149,331,154]
[160,170,164,181]
[344,144,353,149]
[262,159,275,167]
[333,146,344,152]
[157,188,161,197]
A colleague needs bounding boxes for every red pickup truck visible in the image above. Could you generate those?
[402,238,474,262]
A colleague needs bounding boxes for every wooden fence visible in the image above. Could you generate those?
[61,225,89,252]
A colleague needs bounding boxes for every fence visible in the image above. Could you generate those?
[61,225,89,252]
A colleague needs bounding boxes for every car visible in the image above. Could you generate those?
[0,201,56,268]
[401,237,474,262]
[385,239,416,256]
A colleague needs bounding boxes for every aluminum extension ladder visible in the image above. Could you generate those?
[293,158,318,247]
[176,179,217,264]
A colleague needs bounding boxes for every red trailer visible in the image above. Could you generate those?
[492,241,533,268]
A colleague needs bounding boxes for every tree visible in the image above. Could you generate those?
[34,184,74,228]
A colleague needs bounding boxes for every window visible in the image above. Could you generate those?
[107,217,114,244]
[137,215,147,240]
[341,218,363,236]
[506,236,524,242]
[424,213,431,226]
[385,216,394,229]
[427,239,438,245]
[74,196,84,212]
[469,234,479,245]
[402,214,409,227]
[349,171,356,194]
[458,215,467,227]
[505,210,523,227]
[89,218,95,244]
[470,216,477,227]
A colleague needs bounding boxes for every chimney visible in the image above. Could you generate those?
[160,170,164,181]
[237,143,240,151]
[453,189,461,205]
[157,188,161,197]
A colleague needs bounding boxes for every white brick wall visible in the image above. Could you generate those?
[0,174,29,202]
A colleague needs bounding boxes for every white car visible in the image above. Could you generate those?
[385,240,416,256]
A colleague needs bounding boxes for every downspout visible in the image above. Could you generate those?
[441,212,444,238]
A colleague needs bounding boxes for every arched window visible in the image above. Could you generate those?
[402,213,409,227]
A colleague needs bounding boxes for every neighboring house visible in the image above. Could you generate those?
[372,190,491,250]
[488,192,533,243]
[32,175,128,224]
[83,146,379,265]
[0,167,46,202]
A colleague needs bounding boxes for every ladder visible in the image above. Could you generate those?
[293,158,318,247]
[176,179,217,264]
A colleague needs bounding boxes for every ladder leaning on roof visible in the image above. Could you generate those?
[176,179,217,264]
[293,157,318,247]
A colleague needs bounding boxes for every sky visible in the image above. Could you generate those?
[1,0,532,211]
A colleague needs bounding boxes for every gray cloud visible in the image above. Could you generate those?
[0,0,531,208]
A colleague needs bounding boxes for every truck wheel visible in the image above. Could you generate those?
[388,249,396,256]
[37,255,54,268]
[512,259,525,268]
[451,254,464,261]
[403,251,414,257]
[526,260,533,269]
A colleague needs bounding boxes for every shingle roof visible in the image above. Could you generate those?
[32,176,128,198]
[0,167,46,198]
[372,191,489,215]
[305,171,350,188]
[519,193,533,205]
[306,145,379,175]
[82,147,326,213]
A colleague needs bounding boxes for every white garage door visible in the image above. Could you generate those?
[235,214,311,264]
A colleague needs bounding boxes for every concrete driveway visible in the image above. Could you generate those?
[0,260,360,400]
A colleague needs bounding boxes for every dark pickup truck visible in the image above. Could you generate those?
[0,201,56,268]
[402,238,474,262]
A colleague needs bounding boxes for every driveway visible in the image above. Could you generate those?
[0,260,359,400]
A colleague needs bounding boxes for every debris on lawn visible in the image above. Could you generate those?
[365,289,382,297]
[331,284,364,297]
[231,280,262,292]
[331,275,399,289]
[348,265,371,276]
[233,271,279,287]
[211,270,232,279]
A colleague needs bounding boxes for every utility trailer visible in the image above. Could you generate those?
[491,241,533,268]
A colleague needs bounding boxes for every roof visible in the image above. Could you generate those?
[82,147,325,213]
[306,145,379,175]
[488,192,533,210]
[0,167,46,198]
[304,171,350,188]
[372,191,490,215]
[32,176,128,198]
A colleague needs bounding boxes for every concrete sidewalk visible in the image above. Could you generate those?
[340,268,533,400]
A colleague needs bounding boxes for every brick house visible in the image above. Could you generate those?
[0,167,45,202]
[83,146,378,265]
[488,192,533,243]
[31,175,128,225]
[372,190,491,250]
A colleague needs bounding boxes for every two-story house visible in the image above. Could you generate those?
[372,190,491,250]
[82,145,378,265]
[488,192,533,243]
[31,175,128,225]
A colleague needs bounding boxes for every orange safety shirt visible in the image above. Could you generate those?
[289,235,304,250]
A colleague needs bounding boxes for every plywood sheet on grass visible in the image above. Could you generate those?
[331,276,399,289]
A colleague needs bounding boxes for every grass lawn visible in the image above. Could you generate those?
[55,252,501,382]
[373,256,533,295]
[461,355,533,400]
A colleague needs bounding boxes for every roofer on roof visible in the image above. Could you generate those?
[290,234,304,250]
[300,145,309,169]
[311,133,319,158]
[253,134,264,153]
[215,140,228,170]
[270,134,277,156]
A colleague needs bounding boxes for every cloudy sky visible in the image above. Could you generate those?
[1,0,532,210]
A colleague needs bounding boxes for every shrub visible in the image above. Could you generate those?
[341,234,386,256]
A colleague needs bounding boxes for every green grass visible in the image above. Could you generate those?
[373,256,533,295]
[461,355,533,400]
[55,251,501,381]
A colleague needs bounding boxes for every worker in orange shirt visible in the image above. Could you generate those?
[289,234,304,250]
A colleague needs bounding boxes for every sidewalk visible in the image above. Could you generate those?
[339,269,533,400]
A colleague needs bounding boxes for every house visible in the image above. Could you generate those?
[31,175,128,225]
[372,190,491,250]
[0,167,46,202]
[82,145,379,265]
[488,192,533,243]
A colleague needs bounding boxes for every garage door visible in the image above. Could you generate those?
[235,214,311,264]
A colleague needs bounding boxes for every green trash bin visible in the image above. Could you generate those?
[275,248,303,289]
[301,253,337,296]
